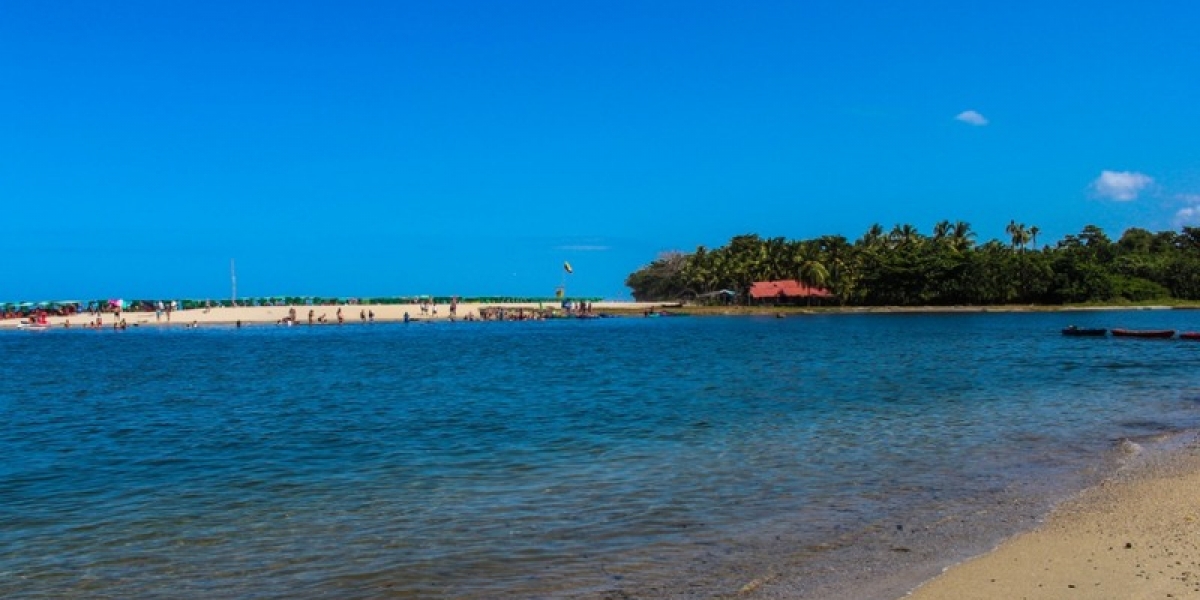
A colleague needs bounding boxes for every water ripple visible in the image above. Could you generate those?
[2,312,1199,598]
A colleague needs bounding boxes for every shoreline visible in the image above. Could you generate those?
[3,301,1196,329]
[0,301,670,328]
[730,431,1200,600]
[4,306,1198,598]
[903,432,1200,599]
[673,303,1196,316]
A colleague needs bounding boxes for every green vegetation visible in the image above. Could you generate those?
[625,222,1200,306]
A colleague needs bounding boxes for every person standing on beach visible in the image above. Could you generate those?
[308,309,314,325]
[360,309,366,323]
[368,310,374,323]
[337,307,344,325]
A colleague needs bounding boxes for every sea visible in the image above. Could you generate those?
[3,309,1200,599]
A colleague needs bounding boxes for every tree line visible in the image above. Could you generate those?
[624,221,1200,305]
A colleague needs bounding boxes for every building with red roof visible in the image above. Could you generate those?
[748,280,833,304]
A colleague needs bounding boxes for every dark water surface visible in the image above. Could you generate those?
[3,310,1200,598]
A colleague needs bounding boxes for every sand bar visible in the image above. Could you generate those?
[0,301,671,328]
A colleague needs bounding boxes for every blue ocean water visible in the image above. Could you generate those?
[2,310,1199,599]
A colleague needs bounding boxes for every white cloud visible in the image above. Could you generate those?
[1173,194,1200,228]
[1092,170,1154,201]
[1174,206,1200,228]
[954,110,988,126]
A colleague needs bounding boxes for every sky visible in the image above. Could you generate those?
[3,1,1199,301]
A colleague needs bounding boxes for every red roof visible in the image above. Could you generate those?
[748,279,833,300]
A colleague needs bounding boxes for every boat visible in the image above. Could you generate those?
[1179,332,1200,341]
[1111,328,1176,339]
[1061,326,1106,337]
[17,323,50,332]
[644,310,686,318]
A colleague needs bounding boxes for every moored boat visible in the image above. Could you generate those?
[1111,328,1176,339]
[1061,326,1107,337]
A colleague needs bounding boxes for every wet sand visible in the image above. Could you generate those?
[905,436,1200,599]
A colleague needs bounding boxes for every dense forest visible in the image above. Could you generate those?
[625,221,1200,305]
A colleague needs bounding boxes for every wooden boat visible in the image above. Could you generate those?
[1061,326,1106,337]
[1111,328,1176,339]
[1179,332,1200,341]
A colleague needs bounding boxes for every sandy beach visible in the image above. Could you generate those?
[906,436,1200,599]
[0,301,668,328]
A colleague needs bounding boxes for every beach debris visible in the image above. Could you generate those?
[738,576,767,594]
[1117,439,1144,455]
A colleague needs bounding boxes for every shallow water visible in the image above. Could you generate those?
[2,310,1199,598]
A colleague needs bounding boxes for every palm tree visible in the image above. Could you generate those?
[889,224,921,248]
[794,241,829,288]
[950,221,975,253]
[1029,225,1041,251]
[726,234,768,300]
[784,240,829,306]
[682,246,716,293]
[932,220,952,243]
[1006,220,1031,252]
[859,223,886,249]
[818,235,854,303]
[764,236,789,281]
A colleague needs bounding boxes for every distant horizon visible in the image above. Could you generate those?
[5,216,1195,303]
[4,2,1198,300]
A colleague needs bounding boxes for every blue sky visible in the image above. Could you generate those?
[3,1,1199,301]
